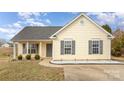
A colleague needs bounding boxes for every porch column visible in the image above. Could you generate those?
[39,42,42,57]
[26,42,29,54]
[13,42,16,59]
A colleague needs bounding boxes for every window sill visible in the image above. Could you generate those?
[61,54,75,55]
[89,54,103,55]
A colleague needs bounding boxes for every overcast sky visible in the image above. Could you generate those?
[0,12,124,41]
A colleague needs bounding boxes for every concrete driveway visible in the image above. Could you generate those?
[39,59,124,81]
[64,65,124,81]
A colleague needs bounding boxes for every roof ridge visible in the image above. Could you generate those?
[25,26,63,28]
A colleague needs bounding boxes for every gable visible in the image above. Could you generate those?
[55,15,109,40]
[50,13,114,39]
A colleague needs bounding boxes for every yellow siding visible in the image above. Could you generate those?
[53,16,111,60]
[17,42,22,56]
[42,42,46,57]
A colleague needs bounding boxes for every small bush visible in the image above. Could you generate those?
[18,55,22,60]
[114,51,121,57]
[34,54,40,60]
[112,49,121,57]
[111,48,116,56]
[25,54,31,60]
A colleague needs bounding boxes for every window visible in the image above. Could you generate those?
[89,40,103,54]
[23,43,39,54]
[28,44,39,54]
[23,44,26,54]
[64,41,72,54]
[61,40,75,55]
[92,41,100,54]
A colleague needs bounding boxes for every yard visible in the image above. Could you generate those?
[112,56,124,62]
[0,47,124,81]
[0,47,64,81]
[0,47,12,59]
[0,61,64,81]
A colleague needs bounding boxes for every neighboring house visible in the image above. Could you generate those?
[0,39,6,47]
[1,43,10,48]
[1,43,13,48]
[0,43,2,47]
[11,13,114,63]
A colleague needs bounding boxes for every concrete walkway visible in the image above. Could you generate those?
[39,58,62,68]
[51,60,122,64]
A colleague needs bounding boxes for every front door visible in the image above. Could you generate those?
[46,44,52,57]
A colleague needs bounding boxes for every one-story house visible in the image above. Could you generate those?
[1,43,10,48]
[1,43,12,48]
[11,13,114,63]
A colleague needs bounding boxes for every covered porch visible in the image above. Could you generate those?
[13,40,52,59]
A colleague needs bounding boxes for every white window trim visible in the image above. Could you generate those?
[27,43,39,54]
[64,40,72,55]
[91,40,100,54]
[31,44,38,54]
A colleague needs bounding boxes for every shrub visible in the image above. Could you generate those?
[114,51,121,57]
[25,54,31,60]
[111,48,116,56]
[34,54,40,60]
[18,55,22,60]
[114,45,121,52]
[111,49,121,57]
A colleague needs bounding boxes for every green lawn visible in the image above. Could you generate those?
[0,61,64,81]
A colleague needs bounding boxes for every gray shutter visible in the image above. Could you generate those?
[100,40,103,54]
[60,41,64,55]
[89,40,92,54]
[72,40,75,55]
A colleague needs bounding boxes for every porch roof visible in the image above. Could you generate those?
[11,26,62,41]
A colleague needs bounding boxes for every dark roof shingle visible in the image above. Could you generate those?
[11,26,62,41]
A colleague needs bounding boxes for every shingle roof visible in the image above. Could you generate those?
[11,26,62,41]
